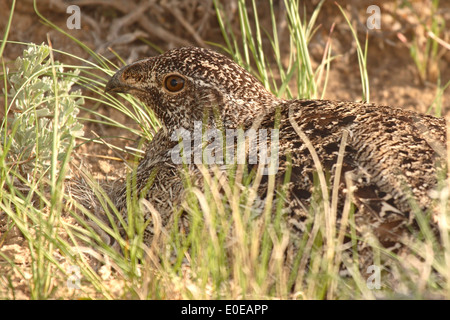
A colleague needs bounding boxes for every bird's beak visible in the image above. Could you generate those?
[105,67,130,94]
[105,59,149,94]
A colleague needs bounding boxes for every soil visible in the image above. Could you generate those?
[0,0,449,299]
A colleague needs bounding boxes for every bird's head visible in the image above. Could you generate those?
[105,47,279,132]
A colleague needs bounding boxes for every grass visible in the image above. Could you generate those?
[406,0,444,84]
[0,0,449,300]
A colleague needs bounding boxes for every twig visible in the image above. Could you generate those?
[161,2,207,47]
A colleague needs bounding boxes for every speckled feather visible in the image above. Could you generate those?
[105,47,447,263]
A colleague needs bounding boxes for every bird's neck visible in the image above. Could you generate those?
[161,95,284,135]
[221,96,284,129]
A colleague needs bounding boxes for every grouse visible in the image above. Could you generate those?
[105,46,446,268]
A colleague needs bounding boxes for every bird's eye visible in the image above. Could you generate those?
[164,75,185,92]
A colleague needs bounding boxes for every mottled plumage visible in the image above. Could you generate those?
[105,47,446,265]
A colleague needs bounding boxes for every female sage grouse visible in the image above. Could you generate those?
[105,46,447,268]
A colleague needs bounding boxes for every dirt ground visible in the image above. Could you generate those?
[0,0,449,299]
